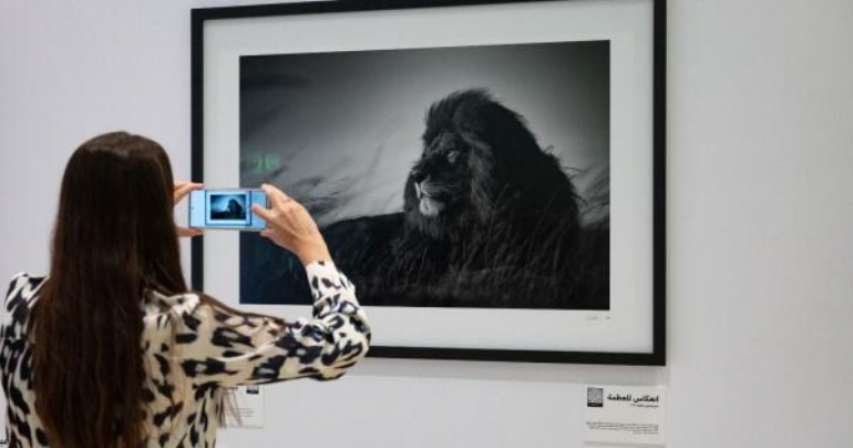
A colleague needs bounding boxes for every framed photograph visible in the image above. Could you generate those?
[192,0,666,365]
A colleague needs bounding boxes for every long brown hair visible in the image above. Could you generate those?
[33,132,189,448]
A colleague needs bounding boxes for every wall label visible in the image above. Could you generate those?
[584,385,667,446]
[224,385,265,428]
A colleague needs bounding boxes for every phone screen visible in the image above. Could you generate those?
[189,189,268,231]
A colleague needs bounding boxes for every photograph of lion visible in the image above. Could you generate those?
[238,40,610,310]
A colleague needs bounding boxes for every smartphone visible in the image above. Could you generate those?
[189,189,269,231]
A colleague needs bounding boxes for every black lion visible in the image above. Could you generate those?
[323,89,608,309]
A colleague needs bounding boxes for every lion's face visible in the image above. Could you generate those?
[405,131,471,219]
[403,122,501,241]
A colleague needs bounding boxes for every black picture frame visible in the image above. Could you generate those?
[191,0,667,366]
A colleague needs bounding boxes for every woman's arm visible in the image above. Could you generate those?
[176,184,369,386]
[178,261,369,386]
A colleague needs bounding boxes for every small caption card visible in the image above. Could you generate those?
[224,385,265,428]
[584,385,667,446]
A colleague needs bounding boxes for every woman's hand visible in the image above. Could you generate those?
[174,181,204,237]
[251,184,331,266]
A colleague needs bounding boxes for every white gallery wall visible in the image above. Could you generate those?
[1,1,851,447]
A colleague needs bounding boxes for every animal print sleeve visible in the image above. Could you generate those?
[178,261,370,386]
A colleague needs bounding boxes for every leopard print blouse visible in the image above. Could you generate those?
[0,261,371,448]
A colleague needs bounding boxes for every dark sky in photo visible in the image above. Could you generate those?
[240,40,609,226]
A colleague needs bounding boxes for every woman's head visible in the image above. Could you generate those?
[34,131,187,448]
[52,131,186,293]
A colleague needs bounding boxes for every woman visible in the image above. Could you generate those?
[0,132,370,448]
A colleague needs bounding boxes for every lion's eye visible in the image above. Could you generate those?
[447,150,460,164]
